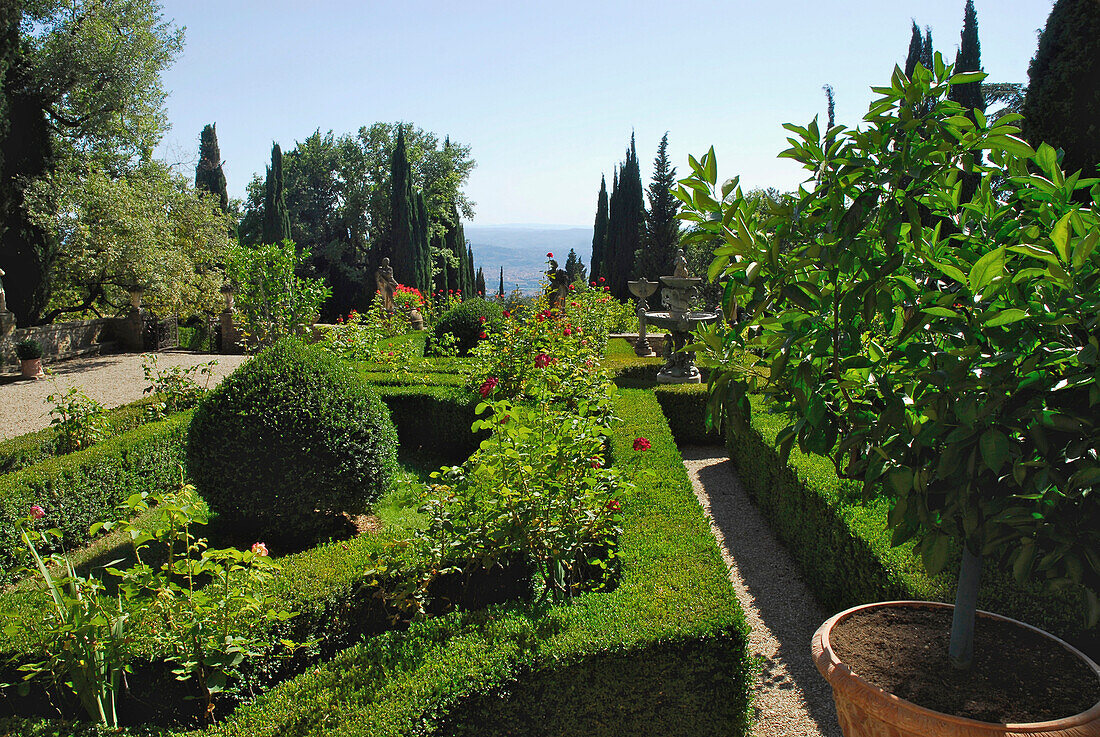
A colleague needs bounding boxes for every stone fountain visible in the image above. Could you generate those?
[639,249,719,384]
[626,278,658,356]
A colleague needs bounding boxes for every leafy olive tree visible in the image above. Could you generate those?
[681,57,1099,669]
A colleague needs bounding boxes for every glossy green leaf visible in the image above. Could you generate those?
[982,309,1026,327]
[968,247,1005,294]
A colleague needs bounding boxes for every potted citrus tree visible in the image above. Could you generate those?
[16,338,45,379]
[679,57,1099,735]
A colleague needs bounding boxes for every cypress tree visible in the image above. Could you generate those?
[388,126,418,286]
[823,86,836,129]
[475,266,486,297]
[195,123,229,213]
[904,20,923,77]
[949,0,986,206]
[498,266,504,297]
[413,190,432,293]
[590,175,609,281]
[465,244,475,298]
[638,132,680,286]
[920,26,934,71]
[604,134,645,300]
[565,248,586,283]
[949,0,985,113]
[261,142,291,244]
[1022,0,1100,196]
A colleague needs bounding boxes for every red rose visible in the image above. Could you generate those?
[633,437,651,452]
[479,331,488,339]
[479,376,499,398]
[534,353,550,368]
[547,252,554,258]
[606,499,621,513]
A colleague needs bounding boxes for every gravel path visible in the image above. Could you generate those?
[681,445,842,737]
[0,351,248,441]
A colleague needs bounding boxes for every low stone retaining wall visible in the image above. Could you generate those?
[0,319,117,372]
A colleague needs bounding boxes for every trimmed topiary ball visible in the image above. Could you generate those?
[431,298,504,356]
[186,337,398,533]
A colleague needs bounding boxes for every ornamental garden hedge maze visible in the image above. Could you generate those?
[0,300,752,736]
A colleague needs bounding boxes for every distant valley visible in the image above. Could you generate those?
[466,225,592,294]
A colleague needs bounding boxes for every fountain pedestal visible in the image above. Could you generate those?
[642,273,718,384]
[627,279,659,357]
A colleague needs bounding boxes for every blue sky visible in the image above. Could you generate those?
[155,1,1054,227]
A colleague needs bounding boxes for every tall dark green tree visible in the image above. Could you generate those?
[637,132,680,287]
[904,20,923,77]
[498,267,504,297]
[1022,0,1100,199]
[262,143,291,245]
[949,0,986,206]
[823,85,836,129]
[195,123,229,213]
[387,126,418,287]
[413,190,432,293]
[589,175,609,281]
[949,1,985,112]
[920,26,934,71]
[465,244,475,297]
[604,134,645,300]
[564,248,586,283]
[475,266,486,297]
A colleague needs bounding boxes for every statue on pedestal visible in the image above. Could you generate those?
[673,248,690,278]
[376,257,398,312]
[546,259,570,310]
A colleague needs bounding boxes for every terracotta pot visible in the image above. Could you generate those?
[812,601,1100,737]
[20,358,44,379]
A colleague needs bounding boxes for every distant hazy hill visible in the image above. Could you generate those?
[466,225,592,294]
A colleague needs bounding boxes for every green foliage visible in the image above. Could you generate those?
[680,60,1100,635]
[1022,0,1100,195]
[431,297,503,356]
[224,240,330,349]
[639,132,680,285]
[141,354,217,417]
[186,338,398,535]
[590,175,609,281]
[653,384,721,446]
[261,143,291,246]
[195,123,229,214]
[46,388,110,454]
[15,338,42,360]
[1,0,184,324]
[0,412,192,586]
[604,135,645,300]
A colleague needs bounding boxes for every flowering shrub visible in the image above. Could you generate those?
[428,297,503,356]
[46,387,110,453]
[469,296,613,421]
[368,398,627,617]
[4,486,293,727]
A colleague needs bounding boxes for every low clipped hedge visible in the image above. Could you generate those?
[0,396,167,476]
[653,384,720,446]
[374,384,484,458]
[1,363,753,735]
[173,389,751,736]
[431,298,504,356]
[0,412,192,586]
[727,394,1096,656]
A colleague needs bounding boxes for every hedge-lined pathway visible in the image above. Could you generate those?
[0,351,248,441]
[682,445,842,737]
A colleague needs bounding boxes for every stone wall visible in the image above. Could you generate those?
[0,318,117,372]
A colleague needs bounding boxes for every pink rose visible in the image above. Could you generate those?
[30,505,45,520]
[251,542,269,557]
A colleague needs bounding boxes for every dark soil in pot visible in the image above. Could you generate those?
[830,606,1099,723]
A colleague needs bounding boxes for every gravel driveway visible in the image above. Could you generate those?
[682,445,842,737]
[0,351,248,441]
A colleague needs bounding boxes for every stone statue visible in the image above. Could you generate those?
[546,259,570,309]
[0,266,6,313]
[672,248,690,279]
[376,257,398,312]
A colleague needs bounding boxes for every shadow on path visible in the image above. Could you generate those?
[683,445,842,737]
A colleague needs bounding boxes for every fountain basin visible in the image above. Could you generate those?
[659,276,703,290]
[644,310,719,332]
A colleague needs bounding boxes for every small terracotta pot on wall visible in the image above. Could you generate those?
[812,600,1100,737]
[20,358,44,379]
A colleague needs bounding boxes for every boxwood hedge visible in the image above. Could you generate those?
[726,394,1096,656]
